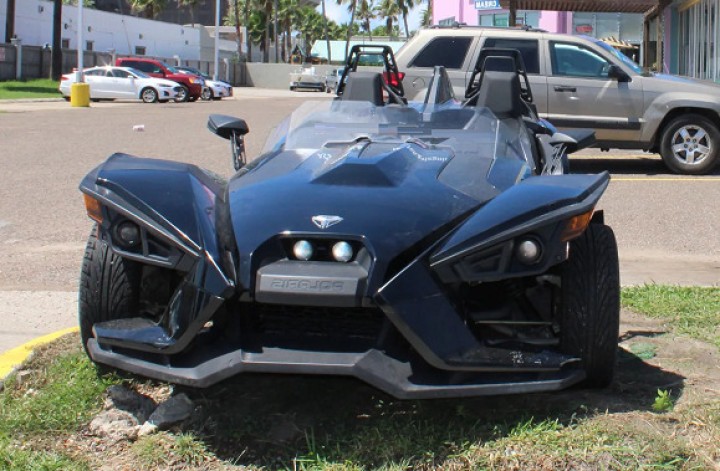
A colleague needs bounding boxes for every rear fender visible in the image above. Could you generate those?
[430,172,609,283]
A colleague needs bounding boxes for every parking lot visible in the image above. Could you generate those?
[0,88,718,353]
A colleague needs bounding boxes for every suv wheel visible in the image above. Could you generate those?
[660,114,720,174]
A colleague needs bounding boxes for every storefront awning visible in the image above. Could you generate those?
[498,0,657,13]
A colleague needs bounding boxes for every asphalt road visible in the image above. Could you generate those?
[0,88,718,353]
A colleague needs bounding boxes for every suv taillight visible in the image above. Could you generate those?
[382,71,405,87]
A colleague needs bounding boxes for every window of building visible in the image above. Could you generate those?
[135,46,146,55]
[61,38,70,49]
[409,36,473,69]
[481,38,540,73]
[85,41,93,51]
[478,10,539,27]
[549,41,611,78]
[438,17,457,26]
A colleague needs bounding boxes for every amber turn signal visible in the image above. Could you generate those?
[83,194,103,224]
[561,210,593,242]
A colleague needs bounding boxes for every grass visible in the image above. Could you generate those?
[0,285,717,469]
[622,285,720,348]
[0,79,61,100]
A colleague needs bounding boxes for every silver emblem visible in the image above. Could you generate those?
[312,215,343,230]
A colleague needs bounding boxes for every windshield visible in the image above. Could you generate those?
[164,64,179,73]
[127,68,149,78]
[265,101,532,165]
[260,101,535,196]
[593,39,642,74]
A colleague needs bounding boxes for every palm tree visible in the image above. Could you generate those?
[320,0,331,63]
[375,0,399,39]
[296,7,325,58]
[421,1,432,27]
[397,0,414,38]
[129,0,168,18]
[336,0,357,61]
[356,0,375,40]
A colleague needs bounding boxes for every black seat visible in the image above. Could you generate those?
[341,72,384,106]
[472,56,526,119]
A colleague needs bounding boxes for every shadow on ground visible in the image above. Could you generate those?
[171,344,684,468]
[570,155,720,176]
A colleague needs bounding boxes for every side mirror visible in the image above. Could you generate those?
[208,114,249,139]
[607,64,631,83]
[208,114,250,171]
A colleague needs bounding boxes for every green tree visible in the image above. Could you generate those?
[397,0,414,38]
[296,6,324,58]
[62,0,95,6]
[177,0,201,25]
[129,0,168,18]
[375,0,399,39]
[421,1,432,27]
[336,0,357,61]
[356,0,375,40]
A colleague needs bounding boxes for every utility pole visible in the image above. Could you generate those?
[4,0,15,43]
[51,0,62,80]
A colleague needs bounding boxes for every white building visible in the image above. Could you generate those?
[0,0,241,61]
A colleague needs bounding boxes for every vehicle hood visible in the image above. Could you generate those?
[207,79,231,88]
[146,78,180,87]
[643,73,720,94]
[227,142,501,285]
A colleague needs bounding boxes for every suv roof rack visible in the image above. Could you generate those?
[429,23,546,33]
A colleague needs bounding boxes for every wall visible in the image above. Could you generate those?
[243,63,335,89]
[0,0,241,61]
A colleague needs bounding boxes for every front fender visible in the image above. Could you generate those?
[641,93,720,143]
[430,172,609,283]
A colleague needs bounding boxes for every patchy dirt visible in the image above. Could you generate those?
[6,309,720,469]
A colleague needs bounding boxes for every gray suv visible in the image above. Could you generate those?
[395,26,720,174]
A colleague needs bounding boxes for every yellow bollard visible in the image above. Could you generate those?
[70,82,90,107]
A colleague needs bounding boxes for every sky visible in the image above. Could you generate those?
[318,1,425,33]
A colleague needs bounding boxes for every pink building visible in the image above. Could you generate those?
[432,0,643,48]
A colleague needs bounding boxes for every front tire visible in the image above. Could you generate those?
[660,114,720,174]
[174,85,189,103]
[201,87,213,101]
[560,223,620,388]
[78,225,140,356]
[141,87,158,103]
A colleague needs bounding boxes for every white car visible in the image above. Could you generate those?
[175,66,233,100]
[59,66,183,103]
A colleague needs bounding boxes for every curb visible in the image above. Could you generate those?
[0,326,79,384]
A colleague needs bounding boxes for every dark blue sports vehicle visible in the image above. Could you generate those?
[78,49,620,399]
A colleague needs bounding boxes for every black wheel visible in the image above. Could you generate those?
[175,85,189,102]
[90,98,101,103]
[78,225,140,357]
[141,87,158,103]
[63,96,70,102]
[290,86,296,91]
[201,87,213,101]
[660,114,720,174]
[559,223,620,388]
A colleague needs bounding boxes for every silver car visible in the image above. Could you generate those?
[395,26,720,174]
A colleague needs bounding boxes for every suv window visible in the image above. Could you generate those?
[410,36,473,69]
[481,38,540,74]
[550,42,611,78]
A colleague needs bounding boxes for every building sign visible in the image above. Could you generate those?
[575,24,593,34]
[475,0,500,10]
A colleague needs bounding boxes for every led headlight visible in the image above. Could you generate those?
[516,238,542,265]
[293,240,313,261]
[332,241,353,262]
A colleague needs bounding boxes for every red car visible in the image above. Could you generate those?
[115,57,204,102]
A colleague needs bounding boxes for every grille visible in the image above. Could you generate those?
[248,304,386,344]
